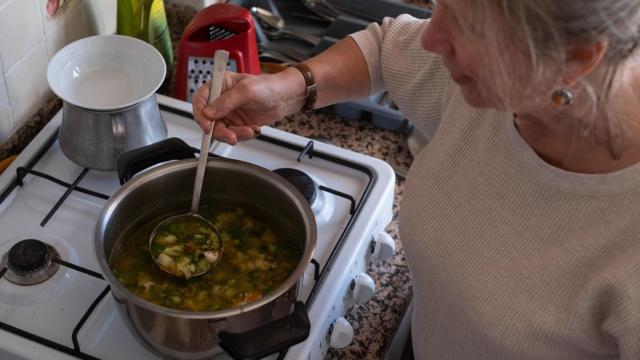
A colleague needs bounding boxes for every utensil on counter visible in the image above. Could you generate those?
[300,0,337,21]
[96,137,315,360]
[174,3,260,102]
[290,11,333,23]
[251,6,322,46]
[258,43,308,62]
[300,0,365,22]
[259,51,296,65]
[149,50,228,279]
[47,35,167,171]
[302,0,429,23]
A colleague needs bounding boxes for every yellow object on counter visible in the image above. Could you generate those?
[117,0,174,82]
[0,155,17,175]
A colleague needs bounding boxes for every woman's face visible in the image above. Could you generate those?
[420,0,506,109]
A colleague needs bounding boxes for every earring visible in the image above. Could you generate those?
[551,89,574,107]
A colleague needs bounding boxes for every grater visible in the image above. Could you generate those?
[186,55,237,102]
[174,4,261,102]
[185,26,237,102]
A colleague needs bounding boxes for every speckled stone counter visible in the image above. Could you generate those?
[0,4,416,358]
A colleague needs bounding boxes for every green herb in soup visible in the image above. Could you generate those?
[110,207,302,311]
[150,216,221,279]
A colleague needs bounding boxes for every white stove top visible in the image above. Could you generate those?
[0,95,395,360]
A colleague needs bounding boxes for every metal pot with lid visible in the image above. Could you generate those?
[95,138,316,359]
[47,35,168,171]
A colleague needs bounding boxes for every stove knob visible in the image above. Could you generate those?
[372,231,395,261]
[351,273,376,303]
[329,317,354,349]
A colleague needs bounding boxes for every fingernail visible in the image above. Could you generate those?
[203,108,215,118]
[253,126,261,135]
[222,135,236,144]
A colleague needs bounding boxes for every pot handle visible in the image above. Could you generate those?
[117,137,196,184]
[218,301,310,360]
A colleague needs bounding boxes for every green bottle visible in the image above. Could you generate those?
[117,0,174,86]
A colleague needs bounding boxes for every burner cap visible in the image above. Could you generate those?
[8,239,49,273]
[2,240,60,285]
[274,168,319,206]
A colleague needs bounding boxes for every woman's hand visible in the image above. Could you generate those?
[192,69,306,145]
[192,37,371,145]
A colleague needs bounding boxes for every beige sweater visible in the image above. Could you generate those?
[351,16,640,359]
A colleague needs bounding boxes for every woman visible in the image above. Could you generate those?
[193,0,640,358]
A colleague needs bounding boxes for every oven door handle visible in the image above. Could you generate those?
[218,301,310,360]
[116,137,196,184]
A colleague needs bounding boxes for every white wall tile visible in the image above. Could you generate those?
[5,42,50,128]
[85,0,117,35]
[0,0,44,71]
[45,0,93,59]
[45,1,94,59]
[0,75,14,142]
[39,0,83,34]
[0,53,12,142]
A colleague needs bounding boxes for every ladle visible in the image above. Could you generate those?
[149,50,229,279]
[251,7,322,46]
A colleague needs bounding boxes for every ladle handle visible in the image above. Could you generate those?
[192,50,229,213]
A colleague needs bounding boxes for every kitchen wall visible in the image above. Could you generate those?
[0,0,115,143]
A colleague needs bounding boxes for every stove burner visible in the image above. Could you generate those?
[1,239,60,285]
[9,240,48,273]
[274,168,319,206]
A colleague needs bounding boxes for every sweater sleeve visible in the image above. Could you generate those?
[349,15,456,140]
[618,326,640,360]
[591,254,640,359]
[609,268,640,359]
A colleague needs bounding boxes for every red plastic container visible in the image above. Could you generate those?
[174,3,260,102]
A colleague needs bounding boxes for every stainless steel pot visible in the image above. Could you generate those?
[59,95,167,171]
[95,138,316,359]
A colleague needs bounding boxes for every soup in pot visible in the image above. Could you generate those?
[110,206,302,311]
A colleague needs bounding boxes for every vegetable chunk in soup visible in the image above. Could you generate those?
[111,207,301,311]
[150,216,222,279]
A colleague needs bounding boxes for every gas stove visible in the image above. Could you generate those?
[0,95,396,360]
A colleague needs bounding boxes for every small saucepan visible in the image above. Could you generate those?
[47,35,168,171]
[94,138,316,359]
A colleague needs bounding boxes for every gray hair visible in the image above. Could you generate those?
[463,0,640,126]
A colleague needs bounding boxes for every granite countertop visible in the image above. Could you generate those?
[0,4,415,359]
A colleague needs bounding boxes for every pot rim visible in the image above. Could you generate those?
[95,157,317,319]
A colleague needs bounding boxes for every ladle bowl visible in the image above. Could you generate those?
[149,213,223,279]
